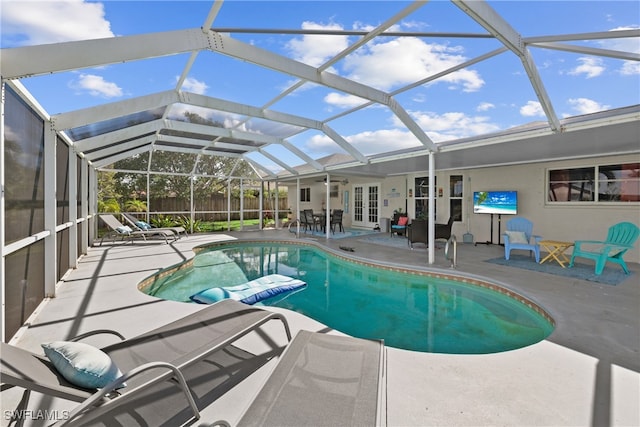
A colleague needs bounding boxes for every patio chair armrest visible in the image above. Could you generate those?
[70,329,126,342]
[574,239,602,246]
[533,235,542,244]
[60,361,200,427]
[602,243,633,255]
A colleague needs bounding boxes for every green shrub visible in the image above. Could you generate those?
[177,215,202,232]
[98,199,120,213]
[151,214,177,228]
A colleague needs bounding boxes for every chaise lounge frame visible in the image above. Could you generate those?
[121,212,188,238]
[212,329,387,427]
[1,300,291,426]
[99,214,177,245]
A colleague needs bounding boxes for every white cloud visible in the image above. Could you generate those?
[1,0,113,46]
[477,102,495,112]
[342,37,484,92]
[569,57,605,78]
[180,77,209,95]
[406,111,501,142]
[286,22,484,94]
[567,98,610,115]
[520,101,545,117]
[306,128,421,156]
[306,133,343,154]
[599,26,640,54]
[347,129,421,153]
[324,92,369,109]
[70,74,122,98]
[286,22,350,67]
[620,61,640,75]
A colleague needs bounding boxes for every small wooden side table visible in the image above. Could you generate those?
[539,240,574,268]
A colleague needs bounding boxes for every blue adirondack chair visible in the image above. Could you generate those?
[569,222,639,275]
[503,217,541,262]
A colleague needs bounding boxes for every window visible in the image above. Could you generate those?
[414,176,435,219]
[599,164,640,202]
[300,187,310,202]
[449,175,463,221]
[330,184,339,198]
[548,163,639,203]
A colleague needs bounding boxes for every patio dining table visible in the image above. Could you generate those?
[313,213,327,231]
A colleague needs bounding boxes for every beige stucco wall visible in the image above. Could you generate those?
[372,154,640,263]
[288,153,639,262]
[462,154,640,263]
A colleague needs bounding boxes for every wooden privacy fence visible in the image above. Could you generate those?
[147,195,289,220]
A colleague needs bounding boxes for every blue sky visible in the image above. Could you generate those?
[1,0,639,169]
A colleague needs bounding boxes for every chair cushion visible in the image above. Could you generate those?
[398,216,409,226]
[505,230,528,244]
[135,220,152,230]
[42,341,123,389]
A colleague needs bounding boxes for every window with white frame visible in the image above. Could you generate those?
[300,187,311,202]
[547,163,639,203]
[449,175,463,221]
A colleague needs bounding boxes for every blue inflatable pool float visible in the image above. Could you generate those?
[190,274,307,305]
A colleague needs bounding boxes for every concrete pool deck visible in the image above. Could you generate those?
[2,230,639,426]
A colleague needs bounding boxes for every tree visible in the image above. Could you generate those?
[124,199,147,212]
[103,109,263,206]
[97,169,122,212]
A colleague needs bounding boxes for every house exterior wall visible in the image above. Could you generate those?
[462,154,640,263]
[326,153,640,263]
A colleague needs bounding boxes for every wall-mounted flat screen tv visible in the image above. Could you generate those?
[473,191,518,215]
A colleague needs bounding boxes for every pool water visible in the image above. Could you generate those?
[140,242,554,354]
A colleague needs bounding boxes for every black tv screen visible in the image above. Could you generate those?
[473,191,518,215]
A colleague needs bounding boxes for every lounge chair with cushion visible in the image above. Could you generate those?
[121,212,188,238]
[1,300,292,426]
[99,214,177,245]
[570,221,639,275]
[213,330,386,427]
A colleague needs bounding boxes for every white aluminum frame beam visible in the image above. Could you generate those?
[83,136,155,161]
[253,149,299,175]
[152,145,236,157]
[52,91,178,130]
[524,29,640,44]
[245,158,277,178]
[179,92,369,163]
[528,42,640,62]
[166,119,323,169]
[0,28,210,79]
[452,0,561,132]
[53,89,364,168]
[92,145,153,169]
[74,119,164,151]
[208,30,437,151]
[155,135,294,175]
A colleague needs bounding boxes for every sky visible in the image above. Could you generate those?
[1,0,639,171]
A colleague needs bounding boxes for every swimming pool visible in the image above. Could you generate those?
[139,241,554,354]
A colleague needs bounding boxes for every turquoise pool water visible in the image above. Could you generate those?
[140,242,554,354]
